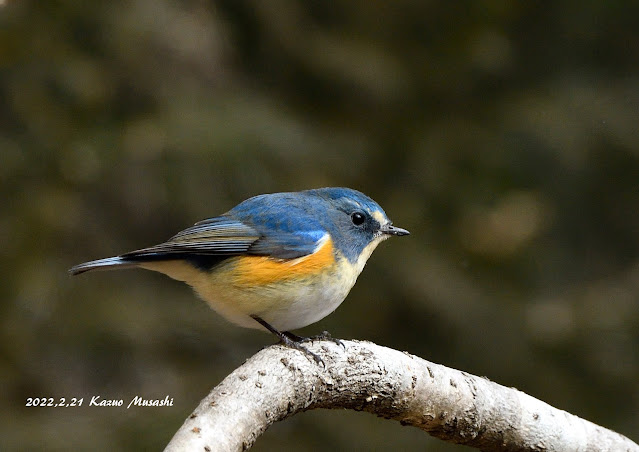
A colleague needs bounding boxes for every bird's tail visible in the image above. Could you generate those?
[68,256,140,275]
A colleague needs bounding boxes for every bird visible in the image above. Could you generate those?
[70,187,409,364]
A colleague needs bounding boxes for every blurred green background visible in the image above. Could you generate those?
[2,1,639,450]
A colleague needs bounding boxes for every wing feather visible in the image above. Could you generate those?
[121,217,260,258]
[117,208,328,261]
[71,194,334,275]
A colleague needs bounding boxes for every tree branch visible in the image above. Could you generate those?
[164,340,637,451]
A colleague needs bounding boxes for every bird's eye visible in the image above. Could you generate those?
[351,212,366,226]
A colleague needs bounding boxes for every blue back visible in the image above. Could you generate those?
[115,188,390,267]
[227,188,388,262]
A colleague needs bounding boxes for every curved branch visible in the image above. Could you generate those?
[164,340,637,451]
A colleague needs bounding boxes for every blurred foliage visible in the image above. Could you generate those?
[1,1,639,450]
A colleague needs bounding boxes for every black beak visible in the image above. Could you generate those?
[380,223,410,236]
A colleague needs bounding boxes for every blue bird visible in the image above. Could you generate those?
[70,187,409,363]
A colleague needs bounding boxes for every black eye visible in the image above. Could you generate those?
[351,212,366,226]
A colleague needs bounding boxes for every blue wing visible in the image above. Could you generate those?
[225,192,328,259]
[123,217,260,257]
[69,192,330,275]
[69,217,261,275]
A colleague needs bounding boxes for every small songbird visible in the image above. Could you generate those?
[70,187,409,363]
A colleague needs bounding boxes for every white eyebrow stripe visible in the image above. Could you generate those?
[371,210,387,225]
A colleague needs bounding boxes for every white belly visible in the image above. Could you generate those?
[196,257,361,331]
[140,235,386,332]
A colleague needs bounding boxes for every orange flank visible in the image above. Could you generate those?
[232,237,336,286]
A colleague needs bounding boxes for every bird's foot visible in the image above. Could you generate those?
[283,330,345,349]
[278,333,325,367]
[251,315,326,366]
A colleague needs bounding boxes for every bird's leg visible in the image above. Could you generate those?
[251,315,324,366]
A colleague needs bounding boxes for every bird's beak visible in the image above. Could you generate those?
[380,223,410,236]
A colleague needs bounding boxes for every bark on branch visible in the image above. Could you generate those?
[164,340,637,451]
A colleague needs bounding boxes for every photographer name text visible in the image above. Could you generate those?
[25,395,174,409]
